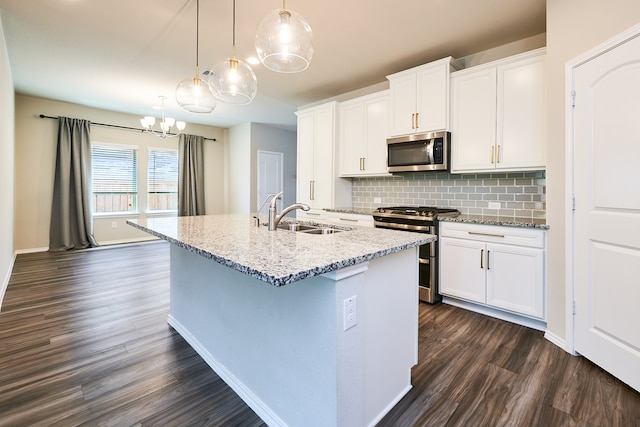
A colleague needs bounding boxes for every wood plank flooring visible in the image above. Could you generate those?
[1,242,638,426]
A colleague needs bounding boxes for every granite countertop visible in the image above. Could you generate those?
[128,214,434,287]
[439,214,549,229]
[323,207,375,215]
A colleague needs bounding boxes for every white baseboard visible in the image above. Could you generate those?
[167,315,287,427]
[544,330,571,354]
[0,252,17,312]
[96,236,160,247]
[442,297,547,332]
[15,247,48,255]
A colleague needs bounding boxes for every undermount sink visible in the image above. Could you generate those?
[301,228,342,235]
[277,223,343,235]
[277,223,318,232]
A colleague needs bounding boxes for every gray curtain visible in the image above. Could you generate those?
[178,134,205,216]
[49,117,98,251]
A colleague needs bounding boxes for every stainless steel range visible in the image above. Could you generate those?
[372,206,460,303]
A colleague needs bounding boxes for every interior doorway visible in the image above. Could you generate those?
[257,150,284,217]
[568,23,640,392]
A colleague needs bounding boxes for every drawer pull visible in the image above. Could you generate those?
[480,249,484,269]
[487,250,491,270]
[468,231,505,238]
[339,218,358,222]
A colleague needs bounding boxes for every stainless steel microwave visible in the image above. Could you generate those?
[387,131,450,173]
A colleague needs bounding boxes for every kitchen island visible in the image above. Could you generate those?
[128,214,435,427]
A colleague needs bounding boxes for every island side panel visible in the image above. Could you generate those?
[167,244,365,427]
[362,247,419,426]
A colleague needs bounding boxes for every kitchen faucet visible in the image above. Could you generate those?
[268,191,310,231]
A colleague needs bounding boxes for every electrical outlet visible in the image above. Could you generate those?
[373,197,382,204]
[343,295,357,331]
[488,202,501,210]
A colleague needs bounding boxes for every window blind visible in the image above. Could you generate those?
[91,144,138,213]
[148,148,178,211]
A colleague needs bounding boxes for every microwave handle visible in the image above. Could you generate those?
[427,139,434,164]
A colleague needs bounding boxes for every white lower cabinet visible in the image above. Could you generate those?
[439,221,546,328]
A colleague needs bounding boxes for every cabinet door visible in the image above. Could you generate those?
[389,73,417,137]
[451,68,497,172]
[416,65,448,132]
[296,111,315,206]
[363,95,390,175]
[497,55,546,170]
[486,243,545,319]
[312,105,335,209]
[439,237,486,303]
[339,102,365,176]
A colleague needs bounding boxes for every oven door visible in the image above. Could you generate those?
[374,221,440,303]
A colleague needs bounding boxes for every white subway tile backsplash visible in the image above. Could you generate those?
[352,171,546,219]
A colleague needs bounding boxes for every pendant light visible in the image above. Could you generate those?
[255,0,314,73]
[209,0,257,105]
[175,0,217,113]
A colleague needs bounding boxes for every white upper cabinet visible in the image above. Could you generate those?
[451,48,547,173]
[387,57,462,137]
[296,102,351,210]
[339,90,391,177]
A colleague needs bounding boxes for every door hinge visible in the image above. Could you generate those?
[572,300,576,315]
[571,90,576,107]
[572,196,576,211]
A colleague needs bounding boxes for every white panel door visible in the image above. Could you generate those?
[257,150,283,215]
[573,30,640,392]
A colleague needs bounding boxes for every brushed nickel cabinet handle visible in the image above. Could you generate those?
[415,112,419,129]
[468,231,505,238]
[411,113,415,129]
[487,250,491,270]
[480,249,484,269]
[362,157,365,171]
[491,146,495,164]
[497,145,501,163]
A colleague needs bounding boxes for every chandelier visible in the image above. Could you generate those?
[140,96,186,139]
[255,0,314,73]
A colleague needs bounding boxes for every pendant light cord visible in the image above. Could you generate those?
[196,0,200,69]
[232,0,236,49]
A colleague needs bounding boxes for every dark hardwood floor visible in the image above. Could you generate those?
[1,242,638,426]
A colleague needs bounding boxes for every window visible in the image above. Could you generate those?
[91,144,138,213]
[148,148,178,212]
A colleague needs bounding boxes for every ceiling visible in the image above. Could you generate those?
[0,0,545,132]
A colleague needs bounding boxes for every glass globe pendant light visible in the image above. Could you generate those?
[210,0,257,105]
[255,0,314,73]
[175,0,216,113]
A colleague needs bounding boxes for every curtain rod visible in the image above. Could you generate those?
[38,114,217,142]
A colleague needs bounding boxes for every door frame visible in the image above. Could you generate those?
[564,22,640,355]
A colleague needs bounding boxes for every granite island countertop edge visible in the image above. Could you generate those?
[127,215,435,287]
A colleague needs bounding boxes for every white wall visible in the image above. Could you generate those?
[227,123,252,213]
[226,122,297,214]
[14,95,225,251]
[545,0,640,343]
[0,17,15,304]
[249,123,297,211]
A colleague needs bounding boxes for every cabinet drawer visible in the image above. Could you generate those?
[325,211,374,228]
[439,222,545,248]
